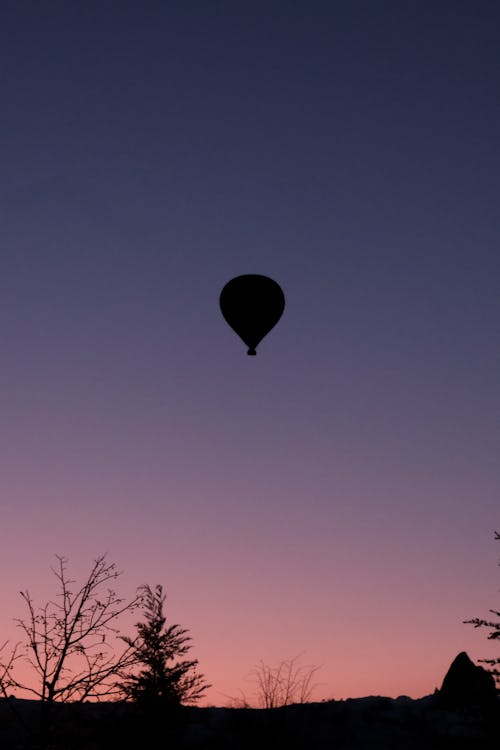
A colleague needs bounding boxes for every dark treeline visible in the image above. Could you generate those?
[0,544,498,750]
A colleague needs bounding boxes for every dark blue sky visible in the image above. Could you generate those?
[1,1,499,703]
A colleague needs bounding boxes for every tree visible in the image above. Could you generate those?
[252,653,323,708]
[117,584,210,709]
[225,653,323,709]
[0,554,143,748]
[463,530,500,690]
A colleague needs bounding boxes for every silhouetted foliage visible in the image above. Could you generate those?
[0,554,142,749]
[225,653,323,709]
[117,584,210,709]
[464,531,500,690]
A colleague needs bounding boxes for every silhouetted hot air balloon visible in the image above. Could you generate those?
[219,274,285,355]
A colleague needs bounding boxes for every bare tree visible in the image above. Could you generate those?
[463,530,500,689]
[224,653,323,709]
[0,554,143,747]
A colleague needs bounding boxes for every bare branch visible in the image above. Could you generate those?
[463,530,500,689]
[0,553,143,748]
[246,653,324,708]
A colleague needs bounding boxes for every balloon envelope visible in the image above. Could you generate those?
[219,274,285,355]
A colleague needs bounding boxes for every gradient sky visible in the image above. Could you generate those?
[1,1,499,706]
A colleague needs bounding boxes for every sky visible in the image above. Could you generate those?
[0,1,499,706]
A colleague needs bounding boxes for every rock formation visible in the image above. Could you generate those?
[437,651,497,710]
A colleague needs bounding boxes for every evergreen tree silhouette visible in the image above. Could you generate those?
[118,584,210,709]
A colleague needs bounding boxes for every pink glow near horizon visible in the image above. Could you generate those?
[1,2,499,710]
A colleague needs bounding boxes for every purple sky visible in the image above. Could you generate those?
[1,1,499,705]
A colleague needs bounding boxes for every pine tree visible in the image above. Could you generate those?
[119,584,210,709]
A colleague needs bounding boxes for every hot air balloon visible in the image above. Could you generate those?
[219,274,285,355]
